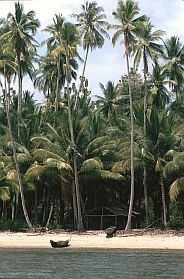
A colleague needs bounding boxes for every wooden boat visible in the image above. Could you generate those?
[50,239,70,248]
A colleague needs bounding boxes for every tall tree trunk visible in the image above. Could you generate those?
[43,184,51,226]
[45,199,54,228]
[125,53,135,231]
[74,44,89,109]
[55,56,60,112]
[160,171,167,227]
[17,53,22,141]
[143,48,149,224]
[72,181,78,229]
[67,80,84,230]
[34,190,38,224]
[17,53,22,116]
[11,194,15,220]
[64,43,84,230]
[4,77,33,230]
[15,193,19,219]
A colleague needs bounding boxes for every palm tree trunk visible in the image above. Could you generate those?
[125,53,135,231]
[15,193,19,219]
[45,199,54,228]
[143,49,149,224]
[72,181,78,228]
[67,80,84,230]
[11,194,15,220]
[55,56,60,112]
[34,190,38,224]
[17,53,22,116]
[143,167,149,223]
[64,42,84,230]
[17,53,22,141]
[160,171,167,227]
[4,76,33,230]
[74,44,89,109]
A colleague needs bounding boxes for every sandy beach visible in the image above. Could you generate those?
[1,231,184,249]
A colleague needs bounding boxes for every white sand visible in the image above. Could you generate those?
[0,231,184,249]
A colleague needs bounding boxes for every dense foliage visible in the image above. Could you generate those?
[0,0,184,231]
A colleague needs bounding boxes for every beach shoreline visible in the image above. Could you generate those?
[1,230,184,249]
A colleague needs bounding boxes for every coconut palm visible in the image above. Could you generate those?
[168,153,184,203]
[43,14,67,112]
[44,19,84,229]
[134,20,164,129]
[72,1,109,107]
[34,53,78,110]
[0,41,34,227]
[2,74,33,229]
[134,20,164,223]
[43,14,80,112]
[0,1,40,115]
[138,108,181,226]
[110,0,147,230]
[148,63,170,108]
[95,81,120,121]
[162,36,184,100]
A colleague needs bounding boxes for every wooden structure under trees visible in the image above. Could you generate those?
[85,206,140,230]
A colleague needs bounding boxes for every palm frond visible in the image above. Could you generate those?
[80,157,103,173]
[170,177,184,202]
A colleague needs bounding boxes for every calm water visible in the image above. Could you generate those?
[0,248,184,279]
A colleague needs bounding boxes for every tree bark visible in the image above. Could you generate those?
[67,80,84,230]
[125,53,135,231]
[34,190,38,224]
[72,181,78,228]
[64,42,84,230]
[143,47,149,224]
[45,199,54,228]
[160,171,167,227]
[55,56,61,112]
[74,44,89,109]
[17,53,22,116]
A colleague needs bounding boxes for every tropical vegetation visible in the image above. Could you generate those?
[0,0,184,232]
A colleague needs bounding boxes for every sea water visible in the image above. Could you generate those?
[0,248,183,279]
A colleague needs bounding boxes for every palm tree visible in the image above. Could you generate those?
[148,63,170,109]
[95,81,120,121]
[43,14,66,112]
[45,19,84,229]
[43,14,79,112]
[110,0,146,230]
[134,20,164,223]
[162,36,184,100]
[139,108,180,226]
[72,1,109,108]
[168,153,184,203]
[0,1,40,115]
[1,63,33,229]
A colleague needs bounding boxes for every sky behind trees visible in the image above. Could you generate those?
[0,0,184,100]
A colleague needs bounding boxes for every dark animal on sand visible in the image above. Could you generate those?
[105,226,117,238]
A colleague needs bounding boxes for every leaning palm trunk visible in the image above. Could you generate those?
[72,181,78,228]
[45,199,54,228]
[4,77,33,230]
[67,79,84,230]
[125,53,135,231]
[160,171,167,227]
[17,54,22,116]
[64,44,84,230]
[55,56,61,112]
[74,45,89,109]
[143,48,149,224]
